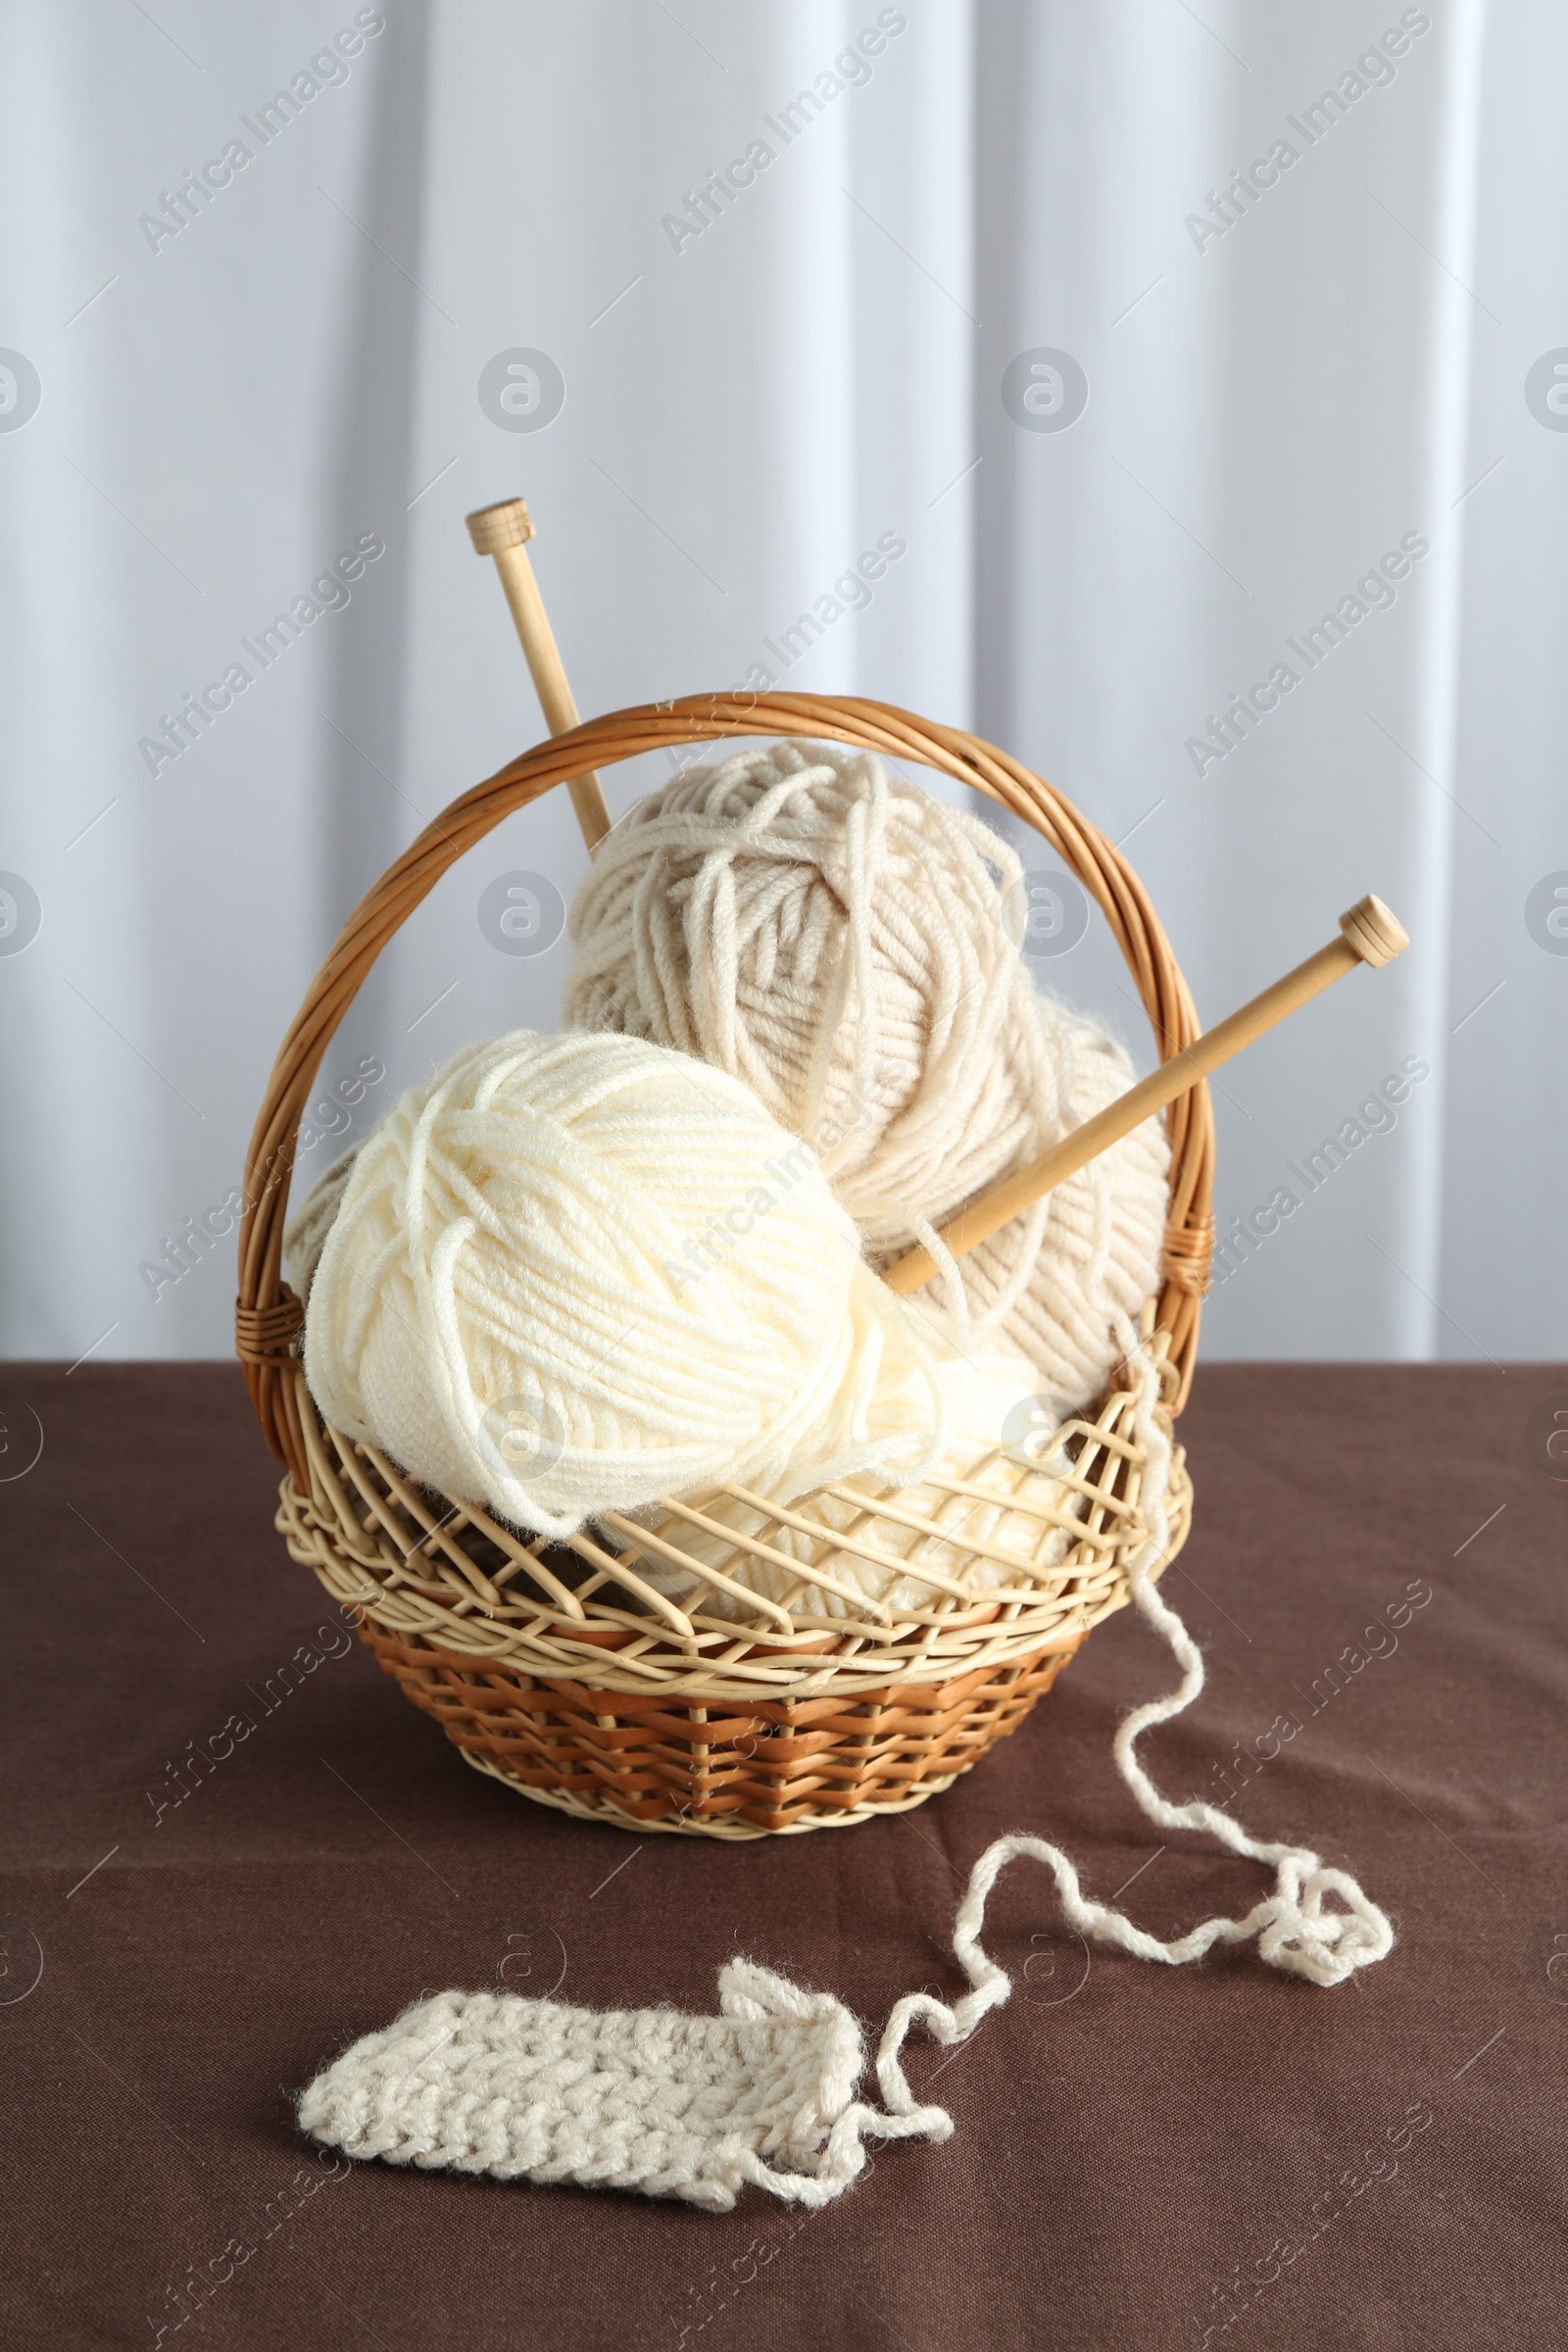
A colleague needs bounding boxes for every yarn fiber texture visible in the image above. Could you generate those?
[302,1026,1037,1542]
[298,1962,870,2211]
[563,740,1170,1418]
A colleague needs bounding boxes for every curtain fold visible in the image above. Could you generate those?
[0,0,1554,1369]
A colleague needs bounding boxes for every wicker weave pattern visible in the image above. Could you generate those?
[279,1348,1191,1836]
[368,1640,1082,1837]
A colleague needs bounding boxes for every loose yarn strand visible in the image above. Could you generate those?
[859,1322,1394,2145]
[695,1334,1396,2204]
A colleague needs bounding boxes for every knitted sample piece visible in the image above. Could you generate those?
[299,1960,906,2211]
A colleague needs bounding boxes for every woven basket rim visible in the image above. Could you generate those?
[276,1342,1194,1835]
[236,692,1214,1491]
[278,1327,1193,1701]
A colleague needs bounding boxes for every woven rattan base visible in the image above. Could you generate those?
[356,1623,1083,1838]
[277,1334,1192,1836]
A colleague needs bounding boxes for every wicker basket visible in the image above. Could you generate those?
[237,694,1214,1838]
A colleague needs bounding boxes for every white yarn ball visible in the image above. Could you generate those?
[563,740,1169,1415]
[302,1026,1038,1541]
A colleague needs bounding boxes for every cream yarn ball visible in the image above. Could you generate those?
[563,740,1169,1415]
[302,1026,1039,1542]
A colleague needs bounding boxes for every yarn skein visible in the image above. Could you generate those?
[302,1026,1039,1542]
[562,740,1169,1418]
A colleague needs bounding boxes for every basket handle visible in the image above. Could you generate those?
[235,693,1216,1477]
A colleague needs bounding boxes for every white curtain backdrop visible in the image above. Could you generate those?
[1,0,1561,1369]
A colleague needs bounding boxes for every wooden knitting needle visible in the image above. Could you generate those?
[466,497,612,852]
[883,892,1409,1296]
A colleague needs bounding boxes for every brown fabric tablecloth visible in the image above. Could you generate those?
[2,1361,1563,2351]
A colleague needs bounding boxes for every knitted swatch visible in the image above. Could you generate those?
[298,1961,899,2211]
